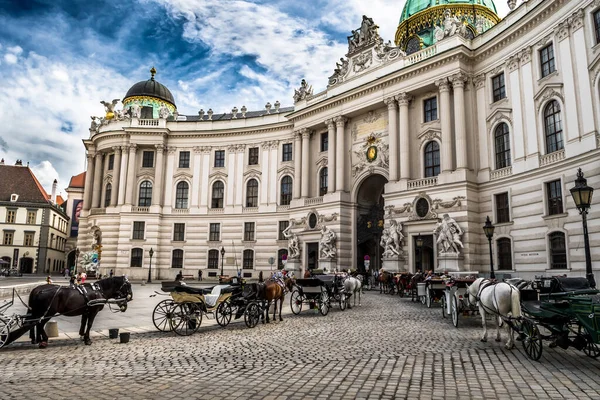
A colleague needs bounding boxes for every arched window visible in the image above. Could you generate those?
[549,232,566,269]
[280,176,292,205]
[494,123,511,169]
[319,168,328,197]
[544,100,563,154]
[175,181,189,209]
[497,238,512,270]
[405,36,421,55]
[243,249,254,269]
[211,181,224,208]
[130,248,143,268]
[138,181,152,206]
[424,141,440,177]
[104,183,112,208]
[246,179,259,207]
[278,249,288,270]
[171,249,183,268]
[208,249,219,269]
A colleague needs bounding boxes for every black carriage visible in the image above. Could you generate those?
[315,274,347,311]
[418,277,446,308]
[0,290,36,349]
[290,278,333,316]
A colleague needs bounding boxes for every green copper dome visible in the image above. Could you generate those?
[400,0,497,23]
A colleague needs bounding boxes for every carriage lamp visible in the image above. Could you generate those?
[483,216,496,280]
[148,248,154,284]
[570,168,595,288]
[220,246,226,277]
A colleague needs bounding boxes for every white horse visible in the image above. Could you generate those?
[344,276,362,308]
[467,278,522,349]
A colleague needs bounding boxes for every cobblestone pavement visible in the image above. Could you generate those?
[2,289,600,400]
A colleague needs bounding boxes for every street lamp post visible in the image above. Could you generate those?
[483,216,496,280]
[570,168,595,288]
[148,248,154,284]
[220,246,226,277]
[415,234,423,272]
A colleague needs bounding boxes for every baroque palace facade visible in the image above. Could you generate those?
[76,0,599,281]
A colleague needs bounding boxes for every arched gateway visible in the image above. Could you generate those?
[355,174,388,273]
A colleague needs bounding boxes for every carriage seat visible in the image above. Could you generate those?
[204,285,231,308]
[173,285,213,295]
[555,277,591,292]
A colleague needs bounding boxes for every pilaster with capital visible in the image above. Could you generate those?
[384,96,399,182]
[83,152,95,211]
[435,78,453,172]
[152,144,165,206]
[507,55,520,72]
[125,144,137,205]
[118,146,129,205]
[396,93,412,180]
[191,147,202,208]
[91,153,104,208]
[163,146,176,208]
[555,20,570,42]
[451,73,468,170]
[334,116,347,192]
[473,74,485,90]
[325,119,337,192]
[110,147,122,206]
[519,47,532,65]
[568,9,583,32]
[301,129,311,198]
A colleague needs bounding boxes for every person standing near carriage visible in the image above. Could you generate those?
[109,269,114,278]
[198,269,202,281]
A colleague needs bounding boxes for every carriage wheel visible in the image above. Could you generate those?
[244,302,261,328]
[319,289,330,316]
[441,295,446,319]
[0,317,10,348]
[170,302,202,336]
[420,294,426,305]
[426,287,432,308]
[579,326,600,358]
[290,290,303,315]
[398,283,405,298]
[216,301,232,327]
[451,296,459,328]
[339,293,347,311]
[152,299,175,332]
[521,319,543,361]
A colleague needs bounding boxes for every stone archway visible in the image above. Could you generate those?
[355,174,388,273]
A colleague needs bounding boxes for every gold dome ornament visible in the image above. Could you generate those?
[366,146,378,162]
[100,99,120,120]
[150,66,157,80]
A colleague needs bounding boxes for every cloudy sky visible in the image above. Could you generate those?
[0,0,510,197]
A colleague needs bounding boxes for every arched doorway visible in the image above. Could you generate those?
[19,257,34,274]
[355,174,388,273]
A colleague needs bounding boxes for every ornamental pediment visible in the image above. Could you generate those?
[208,170,228,180]
[243,169,262,179]
[173,171,193,180]
[277,165,294,175]
[534,84,564,112]
[485,108,513,126]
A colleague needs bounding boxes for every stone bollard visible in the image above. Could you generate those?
[45,321,59,338]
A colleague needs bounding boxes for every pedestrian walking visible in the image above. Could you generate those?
[109,269,114,278]
[64,268,69,279]
[46,275,53,284]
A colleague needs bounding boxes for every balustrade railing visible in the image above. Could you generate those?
[304,196,323,206]
[539,149,565,166]
[132,206,149,213]
[490,166,513,180]
[407,176,438,190]
[138,119,159,126]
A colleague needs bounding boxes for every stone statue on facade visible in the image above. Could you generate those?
[433,214,464,254]
[435,9,468,42]
[319,226,337,259]
[115,108,130,121]
[100,99,120,116]
[347,15,379,53]
[159,105,170,119]
[90,116,101,131]
[130,103,141,118]
[381,219,403,258]
[293,79,313,103]
[282,224,300,259]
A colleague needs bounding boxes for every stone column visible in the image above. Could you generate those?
[83,152,95,211]
[110,147,122,206]
[163,147,176,208]
[199,147,211,208]
[397,93,412,180]
[293,131,302,200]
[152,144,165,206]
[385,96,399,182]
[125,144,137,205]
[473,75,489,171]
[555,21,580,142]
[117,146,129,205]
[301,129,311,198]
[451,73,468,170]
[569,10,594,136]
[507,56,525,162]
[435,79,453,173]
[334,116,347,192]
[269,141,278,204]
[226,146,236,207]
[91,153,104,208]
[235,145,245,206]
[191,147,202,208]
[260,143,270,205]
[519,48,539,160]
[325,119,336,193]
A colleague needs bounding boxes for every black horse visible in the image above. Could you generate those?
[28,276,133,347]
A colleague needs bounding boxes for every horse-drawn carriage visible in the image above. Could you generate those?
[441,277,478,327]
[290,275,347,316]
[418,276,446,308]
[393,272,414,298]
[152,277,261,335]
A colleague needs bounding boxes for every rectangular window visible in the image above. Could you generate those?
[24,232,34,247]
[595,10,600,44]
[248,147,259,165]
[6,210,16,224]
[540,44,556,78]
[492,73,506,102]
[497,239,512,271]
[3,232,13,245]
[108,154,115,170]
[208,250,219,269]
[495,193,510,224]
[209,223,220,241]
[132,221,145,240]
[278,221,289,240]
[130,248,143,268]
[27,211,36,224]
[173,223,185,241]
[142,151,154,168]
[244,222,255,241]
[172,250,183,269]
[424,97,438,123]
[243,250,254,269]
[178,151,190,168]
[214,150,225,167]
[321,132,328,152]
[546,180,563,215]
[282,143,293,162]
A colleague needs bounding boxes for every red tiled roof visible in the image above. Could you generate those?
[68,172,86,188]
[0,165,49,203]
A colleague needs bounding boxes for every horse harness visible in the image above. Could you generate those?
[473,279,520,319]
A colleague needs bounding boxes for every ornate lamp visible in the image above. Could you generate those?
[220,246,226,277]
[483,216,495,279]
[570,168,595,288]
[148,247,154,283]
[415,235,423,272]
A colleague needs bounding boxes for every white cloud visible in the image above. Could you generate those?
[30,161,59,193]
[7,45,23,54]
[4,53,17,64]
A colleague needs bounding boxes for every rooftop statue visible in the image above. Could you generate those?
[347,15,380,53]
[100,99,120,119]
[293,79,313,103]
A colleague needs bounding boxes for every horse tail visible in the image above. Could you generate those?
[511,285,521,319]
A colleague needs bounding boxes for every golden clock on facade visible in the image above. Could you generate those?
[366,146,377,162]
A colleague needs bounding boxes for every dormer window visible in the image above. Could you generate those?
[10,194,18,202]
[141,106,153,119]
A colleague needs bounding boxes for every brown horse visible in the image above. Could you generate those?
[260,277,295,323]
[378,270,394,294]
[27,276,132,347]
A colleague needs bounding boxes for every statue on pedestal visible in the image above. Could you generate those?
[282,224,300,259]
[381,220,403,258]
[319,226,337,259]
[433,214,464,254]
